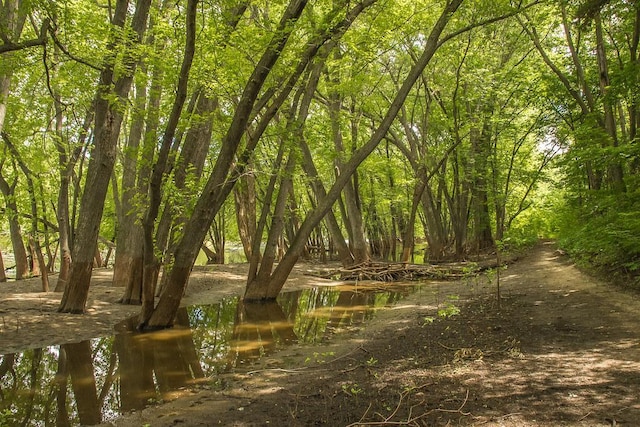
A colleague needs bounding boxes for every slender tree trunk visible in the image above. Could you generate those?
[0,172,28,279]
[51,41,89,292]
[328,73,369,264]
[244,152,296,299]
[113,76,148,303]
[234,168,258,262]
[595,13,625,193]
[297,59,353,266]
[59,0,152,313]
[470,121,495,251]
[2,132,50,288]
[0,249,6,282]
[140,0,198,325]
[115,42,164,301]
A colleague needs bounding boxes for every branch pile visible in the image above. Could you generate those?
[318,254,517,282]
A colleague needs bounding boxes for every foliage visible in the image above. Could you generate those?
[557,191,640,286]
[0,0,637,312]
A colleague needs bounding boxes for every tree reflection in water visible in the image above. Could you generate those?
[0,284,415,425]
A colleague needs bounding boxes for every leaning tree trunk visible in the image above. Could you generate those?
[244,152,296,299]
[59,0,152,313]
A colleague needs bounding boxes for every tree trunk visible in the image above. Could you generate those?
[59,0,152,313]
[0,249,5,282]
[52,45,90,292]
[2,132,50,287]
[470,121,495,252]
[141,0,201,324]
[0,172,28,279]
[595,13,625,193]
[296,55,353,266]
[115,40,164,301]
[244,152,296,300]
[113,65,150,304]
[234,169,258,262]
[328,73,369,264]
[421,183,448,261]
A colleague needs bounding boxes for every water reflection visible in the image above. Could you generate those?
[0,284,417,425]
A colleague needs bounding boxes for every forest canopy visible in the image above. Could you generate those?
[0,0,638,327]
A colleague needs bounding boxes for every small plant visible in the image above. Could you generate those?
[304,351,335,364]
[486,267,496,284]
[437,295,460,318]
[365,356,378,366]
[341,382,363,400]
[462,263,479,286]
[422,316,435,325]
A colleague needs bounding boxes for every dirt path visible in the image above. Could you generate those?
[94,241,640,426]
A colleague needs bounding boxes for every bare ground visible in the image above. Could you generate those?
[2,241,640,426]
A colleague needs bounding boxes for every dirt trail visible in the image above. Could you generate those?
[99,241,640,426]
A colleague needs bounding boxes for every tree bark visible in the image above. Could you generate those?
[234,168,258,262]
[0,171,28,279]
[59,0,152,313]
[113,74,148,303]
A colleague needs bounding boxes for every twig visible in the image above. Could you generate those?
[245,367,312,375]
[347,388,472,426]
[577,412,592,422]
[437,341,459,351]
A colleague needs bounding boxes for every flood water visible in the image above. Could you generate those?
[0,283,423,426]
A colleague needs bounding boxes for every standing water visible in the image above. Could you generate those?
[0,283,421,426]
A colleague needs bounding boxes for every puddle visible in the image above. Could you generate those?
[0,283,422,426]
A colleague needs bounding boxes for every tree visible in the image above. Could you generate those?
[59,0,152,313]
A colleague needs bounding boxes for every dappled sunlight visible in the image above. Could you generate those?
[307,304,372,317]
[233,320,292,333]
[133,327,195,343]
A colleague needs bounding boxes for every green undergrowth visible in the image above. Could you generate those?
[557,191,640,289]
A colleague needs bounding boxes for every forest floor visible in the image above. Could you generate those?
[2,241,640,426]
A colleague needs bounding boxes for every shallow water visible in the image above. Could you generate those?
[0,283,423,426]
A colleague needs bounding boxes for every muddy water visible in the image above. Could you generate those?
[0,283,421,426]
